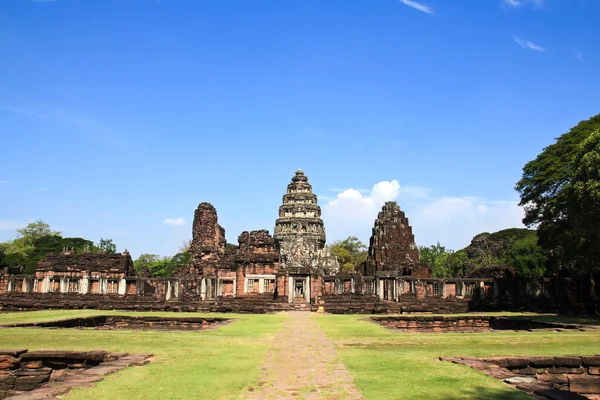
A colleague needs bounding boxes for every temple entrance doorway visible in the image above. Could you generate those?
[289,276,310,304]
[294,279,305,299]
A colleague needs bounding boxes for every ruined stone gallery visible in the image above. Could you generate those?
[0,170,568,313]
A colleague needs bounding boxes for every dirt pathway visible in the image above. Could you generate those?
[245,311,364,400]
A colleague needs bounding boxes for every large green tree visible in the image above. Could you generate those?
[516,114,600,273]
[330,236,368,274]
[419,243,468,278]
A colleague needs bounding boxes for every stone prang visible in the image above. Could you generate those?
[274,169,326,249]
[364,201,419,275]
[189,202,226,275]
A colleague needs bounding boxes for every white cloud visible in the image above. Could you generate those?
[0,220,24,231]
[163,217,186,226]
[398,0,433,14]
[410,198,525,250]
[502,0,545,8]
[322,180,525,251]
[514,36,545,52]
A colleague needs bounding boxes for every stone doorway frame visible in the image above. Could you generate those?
[288,275,310,304]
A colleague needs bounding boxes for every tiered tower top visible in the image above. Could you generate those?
[274,169,326,248]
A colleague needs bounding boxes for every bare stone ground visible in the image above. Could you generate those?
[245,312,364,400]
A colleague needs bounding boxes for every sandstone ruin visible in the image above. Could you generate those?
[0,169,593,314]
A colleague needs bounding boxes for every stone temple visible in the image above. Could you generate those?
[0,168,527,314]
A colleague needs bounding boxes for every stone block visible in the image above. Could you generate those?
[20,350,66,360]
[13,375,50,391]
[510,366,539,375]
[555,357,582,367]
[485,357,510,367]
[0,350,27,358]
[550,367,586,374]
[583,356,600,366]
[529,356,556,367]
[505,357,530,368]
[85,351,108,363]
[14,368,52,376]
[0,356,18,370]
[569,376,600,394]
[589,366,600,375]
[536,373,569,384]
[20,360,43,369]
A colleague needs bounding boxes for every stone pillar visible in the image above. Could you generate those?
[174,280,180,299]
[118,279,126,295]
[305,276,310,303]
[378,279,384,300]
[244,278,248,294]
[351,278,355,294]
[42,277,50,293]
[166,280,172,300]
[288,277,293,303]
[60,278,68,293]
[200,278,206,300]
[21,278,29,293]
[80,277,89,294]
[493,281,499,298]
[207,279,213,300]
[258,278,264,294]
[442,282,447,297]
[7,279,12,292]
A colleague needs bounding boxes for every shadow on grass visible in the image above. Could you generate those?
[507,314,600,326]
[441,386,529,400]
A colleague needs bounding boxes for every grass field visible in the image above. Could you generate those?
[0,310,599,399]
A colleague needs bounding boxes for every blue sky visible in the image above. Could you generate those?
[1,0,598,258]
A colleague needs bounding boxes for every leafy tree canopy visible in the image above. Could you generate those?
[419,243,468,278]
[95,238,117,254]
[516,113,600,273]
[16,220,61,244]
[330,236,368,274]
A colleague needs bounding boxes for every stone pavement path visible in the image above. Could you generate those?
[245,312,364,400]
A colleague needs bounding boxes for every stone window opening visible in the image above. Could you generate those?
[49,279,61,293]
[247,278,259,293]
[68,280,80,293]
[107,280,119,294]
[464,282,476,296]
[364,280,375,294]
[264,279,275,293]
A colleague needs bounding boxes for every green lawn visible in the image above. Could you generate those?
[315,313,600,400]
[0,310,286,400]
[0,310,599,399]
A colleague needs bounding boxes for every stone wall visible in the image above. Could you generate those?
[444,355,600,396]
[0,349,151,399]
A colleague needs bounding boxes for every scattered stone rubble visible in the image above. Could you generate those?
[441,355,600,398]
[0,349,152,399]
[371,316,600,333]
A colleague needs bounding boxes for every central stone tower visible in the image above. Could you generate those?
[274,169,326,249]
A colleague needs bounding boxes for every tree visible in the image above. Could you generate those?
[96,238,117,254]
[516,114,600,273]
[330,236,368,274]
[16,220,61,244]
[502,234,547,280]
